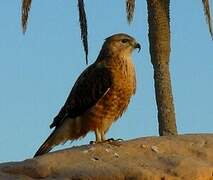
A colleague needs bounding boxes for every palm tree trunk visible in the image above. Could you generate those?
[147,0,177,135]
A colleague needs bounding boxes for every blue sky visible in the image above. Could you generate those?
[0,1,212,162]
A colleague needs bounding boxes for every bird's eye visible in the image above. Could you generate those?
[121,39,129,43]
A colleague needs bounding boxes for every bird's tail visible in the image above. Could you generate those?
[34,130,59,157]
[34,117,86,157]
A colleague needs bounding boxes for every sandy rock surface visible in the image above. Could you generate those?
[0,134,213,180]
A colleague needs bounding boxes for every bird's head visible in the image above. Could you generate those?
[102,33,141,57]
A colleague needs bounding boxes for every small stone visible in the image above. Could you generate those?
[114,152,119,158]
[105,148,110,152]
[151,146,159,153]
[141,144,148,148]
[91,156,99,161]
[89,147,95,151]
[82,150,89,154]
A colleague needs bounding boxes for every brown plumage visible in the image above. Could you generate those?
[34,33,141,157]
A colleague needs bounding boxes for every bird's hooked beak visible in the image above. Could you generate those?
[134,42,141,52]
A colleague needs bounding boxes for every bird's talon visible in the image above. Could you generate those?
[106,138,123,142]
[90,141,95,145]
[105,138,123,142]
[90,141,103,145]
[106,138,115,142]
[103,138,123,146]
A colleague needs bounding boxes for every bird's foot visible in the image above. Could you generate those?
[103,138,123,146]
[105,138,123,142]
[89,141,97,145]
[89,138,123,145]
[89,140,103,145]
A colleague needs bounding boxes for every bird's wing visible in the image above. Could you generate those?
[50,64,112,129]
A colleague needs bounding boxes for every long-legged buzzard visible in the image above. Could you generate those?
[34,33,141,157]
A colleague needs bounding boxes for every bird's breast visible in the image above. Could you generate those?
[110,57,136,95]
[104,57,137,114]
[82,57,136,132]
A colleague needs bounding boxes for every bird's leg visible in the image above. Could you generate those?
[90,128,102,144]
[95,128,102,142]
[101,131,106,141]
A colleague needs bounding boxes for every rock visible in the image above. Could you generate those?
[0,134,213,180]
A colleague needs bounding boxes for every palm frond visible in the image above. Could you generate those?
[78,0,88,64]
[126,0,135,24]
[202,0,213,39]
[21,0,32,34]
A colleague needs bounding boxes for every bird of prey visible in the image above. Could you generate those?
[34,33,141,157]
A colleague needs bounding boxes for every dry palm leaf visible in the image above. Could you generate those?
[21,0,32,34]
[202,0,213,39]
[126,0,135,24]
[78,0,88,64]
